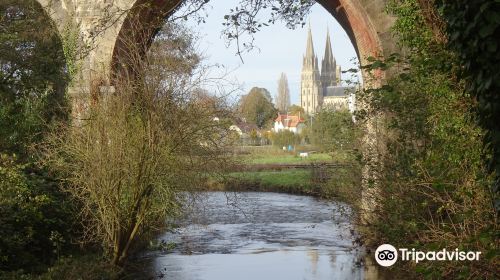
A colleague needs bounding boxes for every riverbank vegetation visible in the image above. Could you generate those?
[225,170,316,195]
[0,1,76,277]
[1,2,234,278]
[41,20,236,267]
[344,0,499,278]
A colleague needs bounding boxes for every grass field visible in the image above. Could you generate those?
[234,145,332,165]
[226,169,317,195]
[230,170,312,186]
[221,145,338,196]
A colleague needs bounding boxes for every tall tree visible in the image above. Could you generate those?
[248,87,272,102]
[276,73,290,113]
[262,88,273,102]
[41,22,233,266]
[239,87,277,128]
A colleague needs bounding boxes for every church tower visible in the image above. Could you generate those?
[300,25,322,115]
[321,28,337,88]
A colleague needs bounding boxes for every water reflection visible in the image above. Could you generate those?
[307,249,319,276]
[142,192,379,280]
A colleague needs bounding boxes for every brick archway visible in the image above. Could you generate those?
[110,0,395,82]
[37,0,395,84]
[37,0,395,220]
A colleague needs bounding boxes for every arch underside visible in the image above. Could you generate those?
[35,0,394,224]
[112,0,395,83]
[111,0,182,80]
[35,0,395,86]
[318,0,386,60]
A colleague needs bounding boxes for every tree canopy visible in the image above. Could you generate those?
[288,105,306,118]
[0,0,73,274]
[238,87,277,128]
[0,0,68,156]
[310,109,358,152]
[276,73,290,113]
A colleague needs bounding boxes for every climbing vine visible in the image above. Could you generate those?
[437,0,500,210]
[357,0,499,278]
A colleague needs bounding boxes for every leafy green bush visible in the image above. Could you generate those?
[0,254,118,280]
[269,130,301,148]
[0,0,68,157]
[0,155,75,273]
[0,1,74,274]
[310,109,359,153]
[357,0,499,278]
[437,0,500,212]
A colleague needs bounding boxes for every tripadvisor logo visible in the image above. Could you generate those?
[375,244,398,267]
[374,244,482,267]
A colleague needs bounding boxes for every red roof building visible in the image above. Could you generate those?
[273,114,306,134]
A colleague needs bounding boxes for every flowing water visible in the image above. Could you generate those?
[139,192,381,280]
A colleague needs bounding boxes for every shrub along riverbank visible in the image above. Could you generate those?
[339,1,499,278]
[219,170,318,196]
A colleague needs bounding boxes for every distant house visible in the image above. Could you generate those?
[230,122,259,136]
[273,114,306,134]
[230,121,263,145]
[229,124,243,136]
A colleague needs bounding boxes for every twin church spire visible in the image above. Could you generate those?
[303,24,319,72]
[303,25,337,85]
[321,28,337,88]
[300,25,341,115]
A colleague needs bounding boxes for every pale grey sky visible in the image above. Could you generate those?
[184,0,359,105]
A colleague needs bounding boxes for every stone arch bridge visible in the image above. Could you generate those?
[37,0,396,88]
[37,0,397,220]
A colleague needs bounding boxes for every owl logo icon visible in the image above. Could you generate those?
[375,244,398,267]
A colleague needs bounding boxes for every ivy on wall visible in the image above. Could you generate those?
[437,0,500,207]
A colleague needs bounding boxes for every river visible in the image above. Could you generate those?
[138,192,381,280]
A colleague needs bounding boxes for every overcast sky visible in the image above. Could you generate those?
[183,0,359,105]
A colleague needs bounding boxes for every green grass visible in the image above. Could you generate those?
[244,153,331,164]
[224,145,346,196]
[226,169,317,195]
[230,170,312,186]
[234,145,332,165]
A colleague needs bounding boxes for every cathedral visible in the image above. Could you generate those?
[300,26,353,115]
